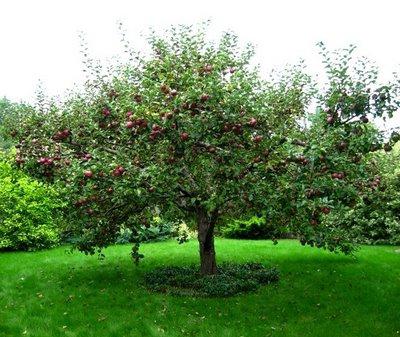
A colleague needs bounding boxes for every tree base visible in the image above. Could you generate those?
[144,263,279,297]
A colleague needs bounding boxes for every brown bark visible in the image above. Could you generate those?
[196,208,217,275]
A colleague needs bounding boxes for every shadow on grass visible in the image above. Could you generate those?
[51,245,357,297]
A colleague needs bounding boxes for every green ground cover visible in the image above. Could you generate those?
[0,239,399,337]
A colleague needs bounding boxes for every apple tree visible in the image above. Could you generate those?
[8,25,399,274]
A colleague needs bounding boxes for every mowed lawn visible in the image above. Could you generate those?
[0,239,399,337]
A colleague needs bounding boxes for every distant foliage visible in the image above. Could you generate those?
[0,98,15,150]
[116,219,176,244]
[0,152,62,251]
[0,98,33,150]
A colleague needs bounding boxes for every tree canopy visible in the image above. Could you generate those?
[5,24,400,274]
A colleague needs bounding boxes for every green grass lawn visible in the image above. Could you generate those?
[0,239,399,337]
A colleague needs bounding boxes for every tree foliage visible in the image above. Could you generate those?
[5,24,399,273]
[0,98,27,150]
[336,143,400,245]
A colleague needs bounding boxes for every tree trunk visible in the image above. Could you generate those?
[196,208,217,275]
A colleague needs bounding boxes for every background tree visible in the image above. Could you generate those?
[6,24,399,274]
[0,97,24,150]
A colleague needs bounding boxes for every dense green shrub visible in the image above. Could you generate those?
[144,263,279,297]
[0,153,62,251]
[220,215,287,240]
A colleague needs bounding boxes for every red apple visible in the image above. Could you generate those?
[338,141,348,151]
[167,112,174,119]
[152,124,162,131]
[202,64,213,73]
[84,170,93,178]
[321,207,331,214]
[149,131,159,140]
[180,132,189,141]
[112,166,125,177]
[160,84,170,94]
[253,135,263,143]
[15,157,25,164]
[82,153,92,162]
[43,158,53,166]
[248,118,257,127]
[126,121,134,129]
[74,198,87,207]
[53,130,69,141]
[222,123,231,132]
[102,108,111,117]
[54,129,70,140]
[297,155,305,163]
[200,93,210,102]
[37,157,47,165]
[232,124,242,135]
[332,172,345,180]
[133,94,142,103]
[108,89,118,100]
[139,119,148,128]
